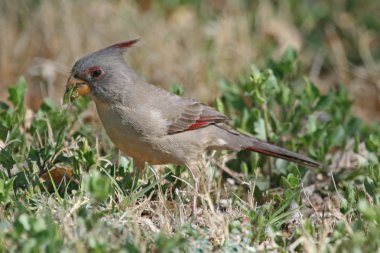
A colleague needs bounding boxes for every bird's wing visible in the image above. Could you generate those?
[134,82,228,135]
[144,89,227,134]
[164,98,228,135]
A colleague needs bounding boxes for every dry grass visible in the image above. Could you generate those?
[25,150,352,252]
[0,0,256,108]
[2,0,379,121]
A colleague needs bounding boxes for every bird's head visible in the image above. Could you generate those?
[65,39,139,102]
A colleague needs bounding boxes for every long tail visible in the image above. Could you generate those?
[212,125,321,168]
[245,140,320,168]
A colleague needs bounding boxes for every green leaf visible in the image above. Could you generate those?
[33,218,47,233]
[215,97,225,114]
[86,170,112,202]
[331,126,346,147]
[282,173,300,189]
[63,86,75,105]
[253,118,266,140]
[287,174,300,188]
[366,134,380,153]
[364,177,376,197]
[8,77,27,107]
[0,147,15,171]
[170,83,184,96]
[18,214,31,231]
[0,176,15,205]
[306,115,317,134]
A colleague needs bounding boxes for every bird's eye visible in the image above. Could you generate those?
[92,70,102,78]
[88,67,104,80]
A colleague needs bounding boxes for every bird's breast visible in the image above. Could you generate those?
[94,100,174,163]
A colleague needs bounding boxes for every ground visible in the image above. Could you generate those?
[1,1,380,252]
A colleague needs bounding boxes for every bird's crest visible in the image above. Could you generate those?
[109,39,140,50]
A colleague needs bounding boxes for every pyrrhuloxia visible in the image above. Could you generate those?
[65,39,320,215]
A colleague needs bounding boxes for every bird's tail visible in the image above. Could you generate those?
[244,139,320,168]
[212,125,320,168]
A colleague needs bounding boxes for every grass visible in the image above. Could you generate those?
[1,49,380,252]
[1,0,380,252]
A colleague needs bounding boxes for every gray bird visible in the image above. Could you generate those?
[65,39,320,215]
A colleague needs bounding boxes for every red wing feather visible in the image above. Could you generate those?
[186,117,219,131]
[167,103,227,135]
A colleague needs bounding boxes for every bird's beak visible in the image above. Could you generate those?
[64,74,91,102]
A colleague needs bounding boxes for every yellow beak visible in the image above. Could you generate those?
[65,74,91,101]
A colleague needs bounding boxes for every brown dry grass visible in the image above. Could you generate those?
[1,0,380,121]
[0,1,256,107]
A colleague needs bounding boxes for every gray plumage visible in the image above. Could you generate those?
[68,39,320,172]
[67,39,321,217]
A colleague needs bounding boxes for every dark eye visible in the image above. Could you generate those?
[92,69,102,78]
[88,67,104,80]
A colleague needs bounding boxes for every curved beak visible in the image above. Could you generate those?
[64,74,91,103]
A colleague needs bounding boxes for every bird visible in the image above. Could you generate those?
[65,39,320,216]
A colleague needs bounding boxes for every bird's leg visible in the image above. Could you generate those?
[186,163,201,220]
[132,160,146,187]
